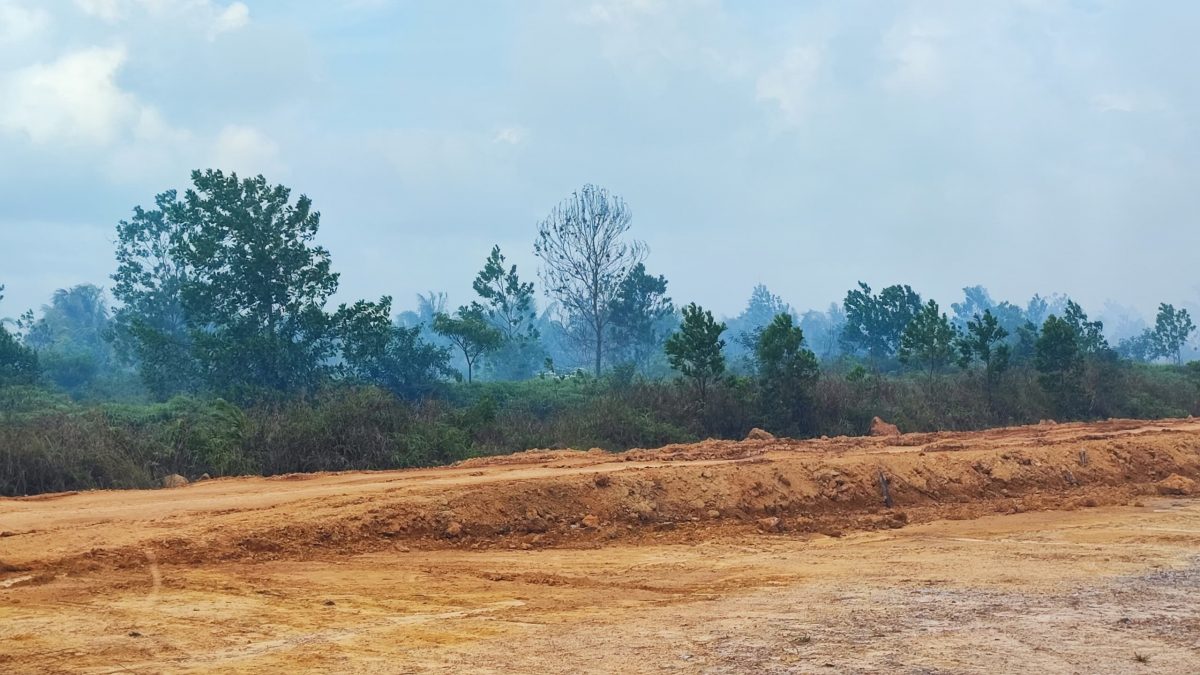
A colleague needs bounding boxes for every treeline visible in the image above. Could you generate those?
[1,171,1198,495]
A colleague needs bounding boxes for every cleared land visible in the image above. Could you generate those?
[2,419,1199,673]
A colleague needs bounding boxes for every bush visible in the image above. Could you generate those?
[2,360,1198,496]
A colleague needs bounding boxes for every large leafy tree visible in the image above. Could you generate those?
[535,184,645,376]
[755,313,819,435]
[433,305,502,383]
[1151,303,1195,365]
[956,309,1010,408]
[665,303,726,406]
[898,300,959,388]
[607,263,674,371]
[841,282,923,363]
[114,170,341,399]
[111,194,199,398]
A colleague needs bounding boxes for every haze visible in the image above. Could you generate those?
[1,0,1197,325]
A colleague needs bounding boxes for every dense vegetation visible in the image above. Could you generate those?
[2,171,1197,496]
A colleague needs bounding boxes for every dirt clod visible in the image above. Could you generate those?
[869,417,901,437]
[757,517,783,533]
[1156,474,1197,496]
[745,428,775,441]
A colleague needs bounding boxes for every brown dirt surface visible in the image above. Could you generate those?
[3,418,1200,672]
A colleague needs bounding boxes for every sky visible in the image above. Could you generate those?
[1,0,1198,329]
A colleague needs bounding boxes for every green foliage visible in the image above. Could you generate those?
[898,300,959,385]
[1036,315,1084,416]
[607,263,674,372]
[841,282,923,363]
[665,303,726,405]
[0,325,38,386]
[114,170,341,401]
[111,192,200,398]
[472,245,542,379]
[956,309,1010,408]
[336,297,453,399]
[473,245,538,340]
[433,305,503,383]
[754,313,819,435]
[0,285,39,386]
[1063,300,1108,355]
[1151,303,1195,365]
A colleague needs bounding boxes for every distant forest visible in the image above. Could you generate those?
[2,171,1197,496]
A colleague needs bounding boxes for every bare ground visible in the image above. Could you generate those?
[2,418,1199,673]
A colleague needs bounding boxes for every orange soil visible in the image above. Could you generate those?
[2,418,1199,672]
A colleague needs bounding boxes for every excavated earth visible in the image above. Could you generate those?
[2,418,1200,672]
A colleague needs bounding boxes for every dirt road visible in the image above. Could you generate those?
[2,419,1199,672]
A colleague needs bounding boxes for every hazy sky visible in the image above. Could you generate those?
[1,0,1197,325]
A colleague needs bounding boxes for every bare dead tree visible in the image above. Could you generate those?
[534,184,646,376]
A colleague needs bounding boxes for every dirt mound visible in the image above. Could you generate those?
[745,428,775,441]
[870,417,901,436]
[1157,474,1197,496]
[4,418,1199,579]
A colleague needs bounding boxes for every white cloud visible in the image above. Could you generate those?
[0,1,51,44]
[0,46,137,145]
[210,125,284,177]
[74,0,123,23]
[74,0,250,36]
[210,1,248,39]
[755,46,822,125]
[883,21,949,94]
[492,126,528,145]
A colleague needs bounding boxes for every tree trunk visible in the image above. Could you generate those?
[594,322,603,377]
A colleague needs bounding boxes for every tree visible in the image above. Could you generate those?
[534,184,646,376]
[727,284,792,368]
[433,306,502,383]
[472,245,537,341]
[1151,303,1195,365]
[336,297,452,399]
[608,263,674,371]
[1062,300,1108,355]
[951,285,994,328]
[841,282,923,363]
[898,300,959,388]
[111,194,199,398]
[956,309,1010,408]
[1036,315,1084,416]
[115,170,341,399]
[24,285,117,393]
[755,313,820,434]
[665,303,726,406]
[0,285,38,386]
[1025,294,1050,327]
[799,304,845,361]
[471,246,541,380]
